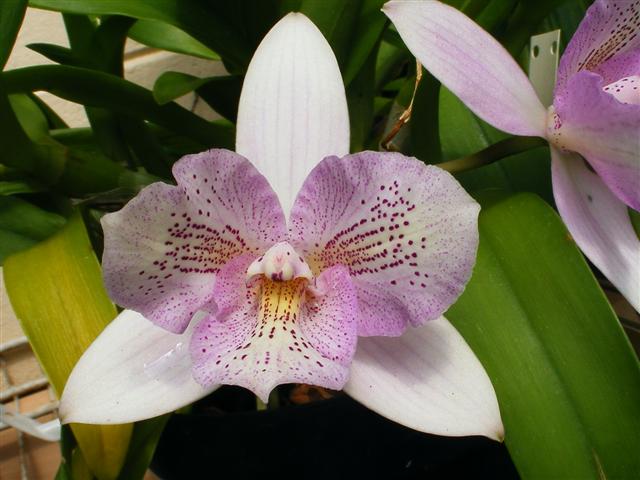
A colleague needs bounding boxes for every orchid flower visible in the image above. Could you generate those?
[59,12,503,440]
[384,0,640,311]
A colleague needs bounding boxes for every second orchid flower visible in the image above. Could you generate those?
[384,0,640,311]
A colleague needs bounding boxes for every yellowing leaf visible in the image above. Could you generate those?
[4,214,132,480]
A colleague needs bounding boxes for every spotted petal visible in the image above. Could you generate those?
[190,255,358,402]
[604,74,640,104]
[102,149,287,333]
[236,12,350,215]
[556,0,640,96]
[551,148,640,312]
[552,71,640,211]
[596,49,640,87]
[289,152,480,337]
[344,317,504,440]
[383,0,547,137]
[60,310,216,424]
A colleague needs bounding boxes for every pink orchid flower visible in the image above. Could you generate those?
[384,0,640,311]
[59,13,502,440]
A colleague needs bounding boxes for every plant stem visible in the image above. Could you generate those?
[437,136,547,174]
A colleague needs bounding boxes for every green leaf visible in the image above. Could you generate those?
[1,78,154,196]
[501,0,571,55]
[28,92,68,129]
[475,0,518,32]
[118,116,173,179]
[630,209,640,238]
[4,214,133,479]
[27,43,85,67]
[52,126,207,162]
[297,0,358,69]
[65,15,140,169]
[438,86,552,203]
[443,0,490,17]
[0,79,43,174]
[0,196,66,263]
[437,85,505,185]
[0,0,27,69]
[0,180,44,195]
[70,448,94,480]
[62,14,96,58]
[116,415,170,480]
[153,72,244,122]
[439,86,507,161]
[341,0,388,86]
[3,65,234,148]
[409,71,442,163]
[47,143,151,197]
[153,71,213,105]
[54,426,75,480]
[540,0,592,55]
[87,15,135,75]
[347,38,378,151]
[8,94,50,141]
[55,422,95,480]
[380,75,415,153]
[447,192,640,479]
[55,426,92,480]
[129,19,219,60]
[299,0,388,86]
[63,15,170,178]
[30,0,252,72]
[196,75,243,122]
[1,95,67,191]
[374,39,410,91]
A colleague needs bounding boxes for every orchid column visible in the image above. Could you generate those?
[59,12,503,441]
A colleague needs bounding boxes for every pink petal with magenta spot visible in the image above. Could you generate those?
[603,75,640,104]
[102,149,286,334]
[556,0,640,96]
[289,151,480,337]
[552,71,640,211]
[190,256,358,402]
[594,49,640,86]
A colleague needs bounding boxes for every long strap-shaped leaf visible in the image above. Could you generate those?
[29,0,250,72]
[1,81,150,197]
[4,215,133,480]
[448,193,640,478]
[2,65,234,148]
[0,0,27,70]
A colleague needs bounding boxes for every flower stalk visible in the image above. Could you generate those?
[438,136,547,174]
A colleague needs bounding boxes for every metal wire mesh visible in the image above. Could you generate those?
[0,336,58,480]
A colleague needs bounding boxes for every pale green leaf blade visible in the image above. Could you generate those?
[152,72,212,105]
[0,196,65,263]
[129,19,219,60]
[4,215,133,480]
[447,193,640,478]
